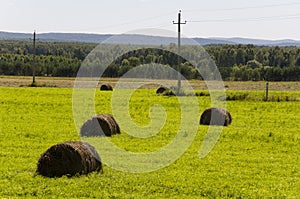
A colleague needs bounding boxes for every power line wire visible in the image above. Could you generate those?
[187,13,300,23]
[90,10,177,31]
[185,1,300,13]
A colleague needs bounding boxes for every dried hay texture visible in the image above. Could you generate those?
[80,114,121,137]
[200,107,232,126]
[36,141,102,178]
[100,83,113,91]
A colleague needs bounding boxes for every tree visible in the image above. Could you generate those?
[128,56,140,67]
[296,57,300,66]
[247,60,262,69]
[236,48,246,65]
[121,59,130,66]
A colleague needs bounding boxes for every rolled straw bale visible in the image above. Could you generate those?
[156,86,169,94]
[36,141,102,177]
[100,83,113,91]
[200,107,232,126]
[80,114,120,137]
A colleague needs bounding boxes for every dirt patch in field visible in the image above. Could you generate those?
[0,76,299,91]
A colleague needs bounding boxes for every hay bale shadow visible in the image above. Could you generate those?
[36,141,102,178]
[200,107,232,126]
[100,83,113,91]
[80,114,121,137]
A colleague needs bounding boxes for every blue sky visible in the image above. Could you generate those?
[1,0,300,39]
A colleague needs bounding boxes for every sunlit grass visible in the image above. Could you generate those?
[0,86,299,198]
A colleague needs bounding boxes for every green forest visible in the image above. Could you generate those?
[0,40,300,81]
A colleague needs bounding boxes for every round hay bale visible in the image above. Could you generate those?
[80,114,121,137]
[100,83,113,91]
[200,107,232,126]
[156,86,169,94]
[36,141,102,178]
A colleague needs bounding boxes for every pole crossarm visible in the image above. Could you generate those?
[172,10,187,32]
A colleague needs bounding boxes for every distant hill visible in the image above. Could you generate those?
[1,31,300,46]
[0,31,112,43]
[209,37,300,46]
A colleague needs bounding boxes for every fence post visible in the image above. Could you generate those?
[265,81,269,101]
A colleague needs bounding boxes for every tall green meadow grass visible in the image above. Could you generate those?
[0,87,299,198]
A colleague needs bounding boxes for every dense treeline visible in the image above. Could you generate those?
[206,44,300,81]
[0,40,299,81]
[0,41,95,77]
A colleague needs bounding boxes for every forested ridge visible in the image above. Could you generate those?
[0,40,299,81]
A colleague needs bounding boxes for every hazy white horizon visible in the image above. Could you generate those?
[1,0,300,40]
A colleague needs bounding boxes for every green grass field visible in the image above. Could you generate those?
[0,83,300,198]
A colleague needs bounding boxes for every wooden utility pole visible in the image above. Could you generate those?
[173,10,186,94]
[31,30,36,86]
